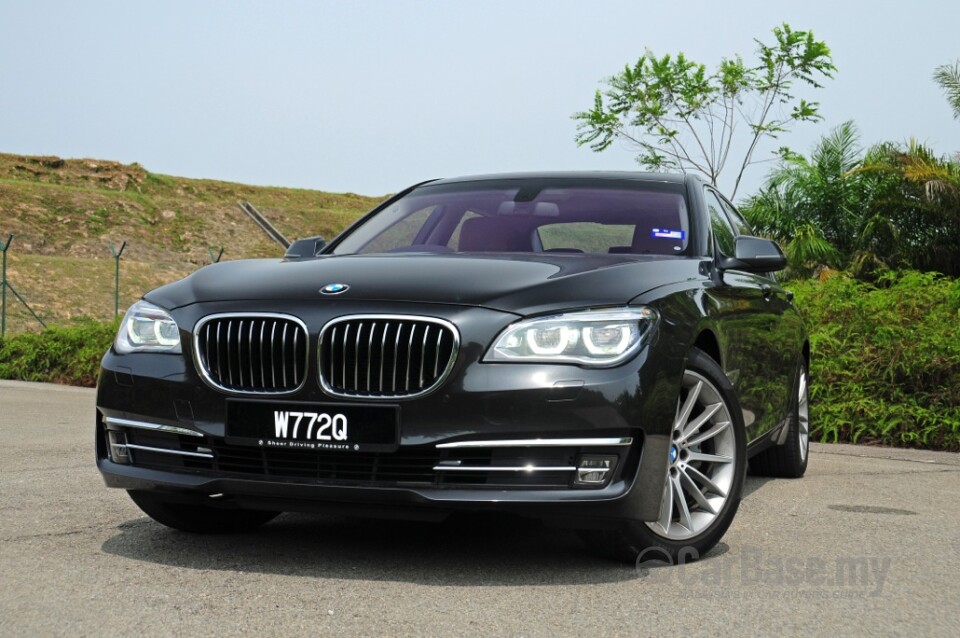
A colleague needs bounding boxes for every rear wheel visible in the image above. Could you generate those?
[128,491,280,533]
[749,358,809,478]
[580,348,746,563]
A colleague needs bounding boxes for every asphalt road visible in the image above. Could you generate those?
[2,380,959,638]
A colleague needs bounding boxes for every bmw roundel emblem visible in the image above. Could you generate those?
[320,283,349,295]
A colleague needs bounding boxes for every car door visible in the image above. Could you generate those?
[702,188,795,441]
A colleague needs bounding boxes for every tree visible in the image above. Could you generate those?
[933,60,960,120]
[574,24,836,198]
[855,141,960,277]
[743,123,960,278]
[740,121,863,275]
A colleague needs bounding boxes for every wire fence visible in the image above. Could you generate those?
[0,233,225,339]
[1,234,47,337]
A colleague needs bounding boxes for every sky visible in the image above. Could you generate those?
[1,0,958,202]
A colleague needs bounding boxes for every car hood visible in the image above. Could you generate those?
[145,253,695,317]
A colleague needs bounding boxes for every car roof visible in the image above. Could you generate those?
[425,171,693,186]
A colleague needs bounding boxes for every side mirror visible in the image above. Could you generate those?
[718,236,787,273]
[284,236,327,260]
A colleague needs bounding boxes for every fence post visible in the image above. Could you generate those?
[208,247,224,263]
[1,234,12,339]
[108,241,127,319]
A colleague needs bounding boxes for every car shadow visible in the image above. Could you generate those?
[742,474,774,499]
[101,511,728,586]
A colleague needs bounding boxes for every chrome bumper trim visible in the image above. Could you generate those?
[104,416,203,438]
[118,443,214,459]
[433,465,576,472]
[436,437,632,449]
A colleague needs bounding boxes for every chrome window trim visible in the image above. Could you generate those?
[192,312,310,396]
[317,314,460,400]
[436,437,633,449]
[103,416,204,438]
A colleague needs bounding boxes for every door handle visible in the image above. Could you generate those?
[761,284,774,300]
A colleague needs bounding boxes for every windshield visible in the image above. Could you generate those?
[332,180,690,256]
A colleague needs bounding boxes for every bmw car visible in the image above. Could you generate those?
[96,172,809,561]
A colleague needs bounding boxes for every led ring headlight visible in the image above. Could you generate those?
[484,307,657,367]
[115,300,182,354]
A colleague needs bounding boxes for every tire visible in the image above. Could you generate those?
[128,491,280,534]
[580,347,746,563]
[748,358,809,479]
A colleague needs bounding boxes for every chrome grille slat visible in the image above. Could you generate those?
[405,323,415,392]
[292,326,299,385]
[367,322,376,392]
[237,320,244,388]
[420,326,429,389]
[354,322,362,391]
[379,322,388,392]
[281,323,288,388]
[216,323,223,383]
[226,320,234,387]
[342,324,350,391]
[259,322,266,389]
[330,326,338,388]
[392,323,401,393]
[319,315,458,399]
[205,324,212,379]
[195,314,308,394]
[248,321,255,390]
[270,321,277,388]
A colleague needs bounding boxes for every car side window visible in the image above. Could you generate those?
[704,190,737,256]
[718,197,753,237]
[717,192,779,281]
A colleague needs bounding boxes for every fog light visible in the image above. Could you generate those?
[574,454,617,487]
[106,430,131,465]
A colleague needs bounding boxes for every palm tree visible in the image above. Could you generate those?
[744,122,960,278]
[856,141,960,276]
[933,61,960,120]
[740,121,863,274]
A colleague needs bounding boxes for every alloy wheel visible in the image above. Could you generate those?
[646,370,737,540]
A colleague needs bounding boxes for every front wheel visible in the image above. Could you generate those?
[128,491,280,533]
[580,348,746,563]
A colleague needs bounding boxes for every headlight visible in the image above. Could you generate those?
[484,307,657,367]
[115,300,182,354]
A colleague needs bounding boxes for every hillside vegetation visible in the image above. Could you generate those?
[0,153,382,331]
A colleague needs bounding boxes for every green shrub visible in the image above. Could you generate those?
[0,320,116,387]
[792,270,960,451]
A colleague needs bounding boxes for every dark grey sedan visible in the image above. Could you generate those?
[96,172,809,561]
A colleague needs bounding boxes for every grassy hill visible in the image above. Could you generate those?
[0,153,382,333]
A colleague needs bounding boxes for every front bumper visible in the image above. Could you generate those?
[96,301,681,524]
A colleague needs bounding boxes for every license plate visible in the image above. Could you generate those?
[226,400,399,453]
